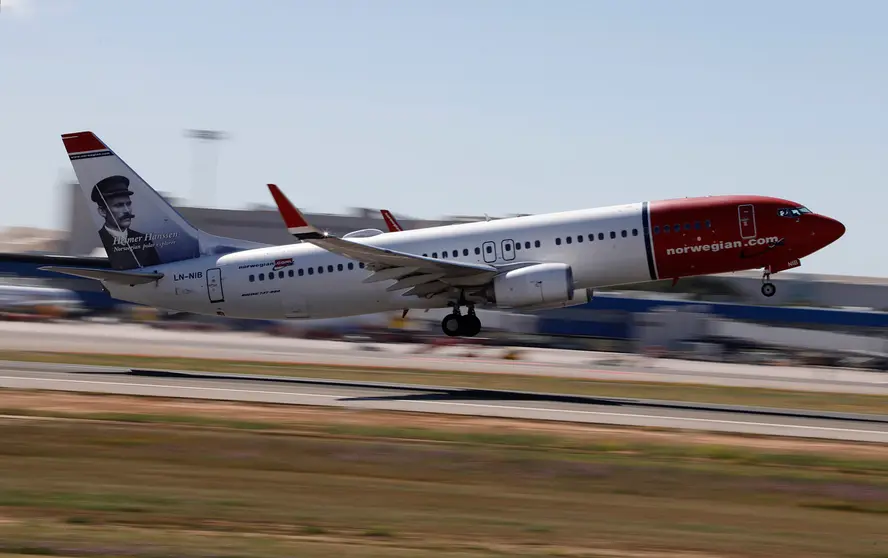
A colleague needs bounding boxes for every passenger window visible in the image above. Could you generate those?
[432,252,438,258]
[588,234,594,241]
[279,271,284,278]
[577,235,583,243]
[337,264,343,271]
[347,263,354,270]
[463,249,469,256]
[317,266,323,274]
[249,275,255,282]
[259,273,265,280]
[705,220,711,228]
[621,230,627,238]
[423,254,428,257]
[515,243,521,250]
[534,240,541,248]
[299,269,304,276]
[308,268,313,275]
[441,251,448,259]
[486,245,493,253]
[525,241,531,249]
[610,231,616,239]
[632,228,638,236]
[598,233,604,240]
[674,224,680,232]
[555,238,562,245]
[288,270,294,277]
[663,225,670,233]
[654,226,660,234]
[504,242,512,251]
[684,223,691,231]
[268,273,274,281]
[359,262,365,268]
[565,237,572,244]
[326,265,332,273]
[694,222,701,230]
[475,247,481,255]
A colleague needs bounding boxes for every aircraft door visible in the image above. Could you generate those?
[738,204,757,239]
[206,267,225,303]
[501,239,516,261]
[482,241,497,263]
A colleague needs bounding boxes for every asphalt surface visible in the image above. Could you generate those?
[0,361,886,443]
[0,321,886,394]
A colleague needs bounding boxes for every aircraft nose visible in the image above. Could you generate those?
[814,215,845,246]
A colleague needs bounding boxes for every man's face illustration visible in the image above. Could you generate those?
[99,194,134,230]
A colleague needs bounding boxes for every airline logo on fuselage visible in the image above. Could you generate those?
[273,258,294,271]
[665,236,781,256]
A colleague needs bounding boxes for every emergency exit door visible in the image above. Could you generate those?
[738,204,757,239]
[206,267,225,303]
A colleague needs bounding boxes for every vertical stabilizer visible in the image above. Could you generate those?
[62,131,264,270]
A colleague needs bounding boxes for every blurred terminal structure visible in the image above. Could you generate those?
[0,181,887,368]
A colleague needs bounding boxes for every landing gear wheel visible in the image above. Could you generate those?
[461,314,482,337]
[441,314,462,337]
[761,282,776,297]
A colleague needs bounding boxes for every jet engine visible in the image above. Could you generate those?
[488,263,591,309]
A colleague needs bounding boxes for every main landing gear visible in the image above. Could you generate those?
[441,304,482,337]
[761,272,777,297]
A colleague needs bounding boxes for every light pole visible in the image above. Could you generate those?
[184,129,229,207]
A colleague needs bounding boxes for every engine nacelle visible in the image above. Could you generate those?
[491,263,587,309]
[515,288,593,311]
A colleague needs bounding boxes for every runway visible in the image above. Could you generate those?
[0,321,886,394]
[1,361,886,443]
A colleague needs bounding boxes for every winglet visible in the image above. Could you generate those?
[380,209,404,232]
[266,184,326,240]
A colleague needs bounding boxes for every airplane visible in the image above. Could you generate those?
[42,131,846,337]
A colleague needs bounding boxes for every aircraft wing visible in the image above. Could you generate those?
[266,184,497,296]
[38,266,164,285]
[380,209,404,232]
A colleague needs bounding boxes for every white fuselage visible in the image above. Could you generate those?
[106,203,654,319]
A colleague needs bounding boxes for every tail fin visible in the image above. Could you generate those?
[380,209,404,232]
[62,131,264,270]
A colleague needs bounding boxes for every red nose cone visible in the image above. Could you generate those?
[817,215,845,247]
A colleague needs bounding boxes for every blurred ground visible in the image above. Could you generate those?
[0,393,886,557]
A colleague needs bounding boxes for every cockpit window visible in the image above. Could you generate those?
[778,206,811,218]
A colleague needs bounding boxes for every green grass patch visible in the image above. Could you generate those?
[0,413,885,556]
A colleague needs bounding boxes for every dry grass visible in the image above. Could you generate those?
[0,389,886,557]
[3,350,887,416]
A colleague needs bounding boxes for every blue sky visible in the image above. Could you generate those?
[1,0,885,276]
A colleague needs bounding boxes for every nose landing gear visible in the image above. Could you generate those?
[761,271,776,297]
[441,304,482,337]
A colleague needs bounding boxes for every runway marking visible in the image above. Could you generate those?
[0,375,884,438]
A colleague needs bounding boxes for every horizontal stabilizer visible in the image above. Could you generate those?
[39,266,163,285]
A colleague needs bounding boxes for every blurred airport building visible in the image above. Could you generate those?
[1,181,886,368]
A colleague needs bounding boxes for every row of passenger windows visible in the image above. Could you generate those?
[555,229,638,245]
[422,228,643,258]
[653,220,712,235]
[249,261,366,282]
[249,227,646,282]
[421,240,542,259]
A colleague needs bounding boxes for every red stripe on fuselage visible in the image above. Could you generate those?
[648,195,801,280]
